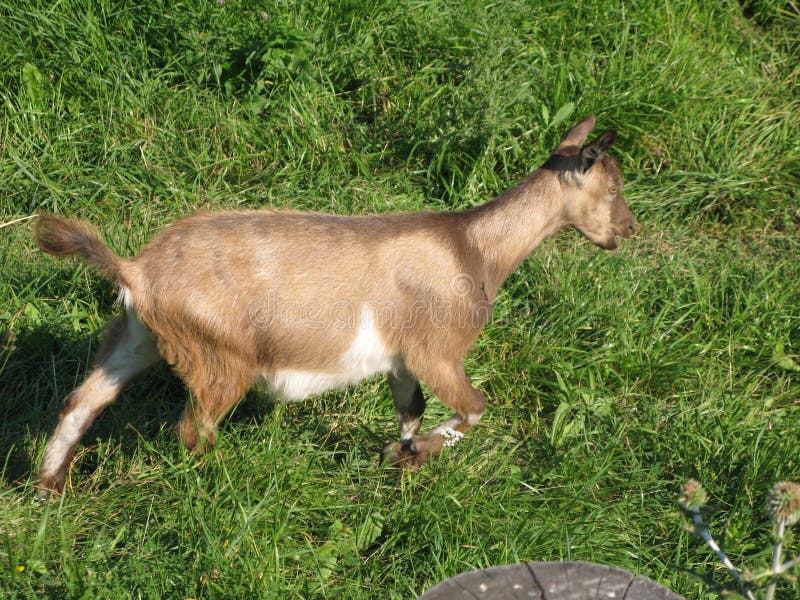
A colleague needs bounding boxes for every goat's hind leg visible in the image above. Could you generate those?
[175,359,253,454]
[36,310,160,497]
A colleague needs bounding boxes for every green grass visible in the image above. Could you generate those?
[2,0,800,597]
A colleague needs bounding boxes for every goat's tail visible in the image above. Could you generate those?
[36,213,128,287]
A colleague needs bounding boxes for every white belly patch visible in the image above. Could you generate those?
[259,306,396,402]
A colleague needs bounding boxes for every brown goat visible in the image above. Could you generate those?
[34,116,634,496]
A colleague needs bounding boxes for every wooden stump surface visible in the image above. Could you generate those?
[418,560,685,600]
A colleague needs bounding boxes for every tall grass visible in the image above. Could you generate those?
[1,0,799,597]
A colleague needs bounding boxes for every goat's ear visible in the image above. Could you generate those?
[579,129,617,173]
[555,115,596,152]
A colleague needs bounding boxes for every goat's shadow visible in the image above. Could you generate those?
[0,319,399,490]
[0,316,292,489]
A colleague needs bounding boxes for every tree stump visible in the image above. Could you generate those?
[418,561,684,599]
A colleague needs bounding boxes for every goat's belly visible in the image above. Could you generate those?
[259,370,335,401]
[259,369,363,401]
[256,305,398,402]
[258,357,397,401]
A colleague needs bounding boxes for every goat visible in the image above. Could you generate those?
[34,115,634,496]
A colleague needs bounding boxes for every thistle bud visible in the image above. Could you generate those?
[679,479,708,512]
[767,481,800,526]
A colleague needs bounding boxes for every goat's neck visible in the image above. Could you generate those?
[464,169,566,300]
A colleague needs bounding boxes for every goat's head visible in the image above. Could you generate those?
[545,115,635,250]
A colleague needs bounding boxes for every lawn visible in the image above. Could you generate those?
[1,0,799,598]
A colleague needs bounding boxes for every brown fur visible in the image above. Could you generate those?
[34,116,634,495]
[35,213,128,286]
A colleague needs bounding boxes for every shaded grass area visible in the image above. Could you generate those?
[2,0,800,597]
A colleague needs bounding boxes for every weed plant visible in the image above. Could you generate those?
[679,480,800,599]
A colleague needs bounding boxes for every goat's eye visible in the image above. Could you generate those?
[609,186,619,194]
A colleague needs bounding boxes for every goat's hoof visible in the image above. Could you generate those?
[381,434,444,468]
[34,476,62,500]
[381,439,417,469]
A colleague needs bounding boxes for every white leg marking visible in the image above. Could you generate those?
[432,415,464,435]
[40,409,90,476]
[105,308,160,382]
[40,370,122,477]
[429,411,482,446]
[400,418,422,440]
[40,307,159,481]
[466,412,482,426]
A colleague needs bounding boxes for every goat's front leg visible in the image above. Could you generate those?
[382,361,485,468]
[387,366,426,440]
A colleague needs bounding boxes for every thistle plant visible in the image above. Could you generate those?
[764,482,800,600]
[679,480,800,599]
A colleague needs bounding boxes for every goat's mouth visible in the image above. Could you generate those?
[598,235,619,250]
[617,226,634,240]
[601,224,635,250]
[576,226,619,250]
